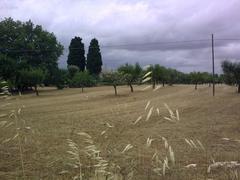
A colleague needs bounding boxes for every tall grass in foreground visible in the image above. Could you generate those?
[1,82,35,179]
[1,76,240,179]
[61,100,240,179]
[59,71,240,179]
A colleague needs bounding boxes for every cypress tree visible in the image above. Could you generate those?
[86,38,102,75]
[67,37,85,71]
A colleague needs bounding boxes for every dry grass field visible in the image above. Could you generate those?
[0,84,240,180]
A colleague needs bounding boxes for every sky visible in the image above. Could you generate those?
[1,0,240,73]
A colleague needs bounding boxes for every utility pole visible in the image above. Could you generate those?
[211,34,215,96]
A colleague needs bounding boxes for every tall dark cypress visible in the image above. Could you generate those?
[67,37,85,71]
[86,38,102,75]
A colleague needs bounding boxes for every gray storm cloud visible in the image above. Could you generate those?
[1,0,240,73]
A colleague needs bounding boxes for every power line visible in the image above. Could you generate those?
[100,39,211,48]
[215,38,240,41]
[1,38,240,53]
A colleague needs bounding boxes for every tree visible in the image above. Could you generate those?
[189,72,202,90]
[102,72,122,96]
[17,69,45,95]
[118,63,142,92]
[67,37,85,71]
[0,18,63,91]
[222,60,240,93]
[147,65,168,88]
[167,68,179,86]
[0,18,63,71]
[0,55,16,83]
[70,71,95,92]
[201,72,212,86]
[86,38,102,75]
[68,65,79,78]
[51,69,68,89]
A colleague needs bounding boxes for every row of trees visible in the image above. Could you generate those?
[67,37,102,75]
[0,18,103,95]
[0,18,239,95]
[101,64,226,95]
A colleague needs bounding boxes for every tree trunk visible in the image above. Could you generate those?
[81,86,84,93]
[113,85,117,96]
[129,84,133,92]
[162,82,165,87]
[152,81,156,89]
[18,90,22,96]
[195,83,197,90]
[34,85,39,96]
[238,84,240,93]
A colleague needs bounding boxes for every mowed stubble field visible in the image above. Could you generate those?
[0,84,240,179]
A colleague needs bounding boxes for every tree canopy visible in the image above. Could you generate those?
[0,18,63,72]
[70,71,96,92]
[118,63,142,92]
[86,38,102,75]
[102,72,122,96]
[222,60,240,93]
[67,37,85,71]
[0,18,64,93]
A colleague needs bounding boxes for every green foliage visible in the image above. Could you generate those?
[143,64,217,89]
[101,72,122,85]
[118,63,142,92]
[189,72,203,89]
[167,68,179,86]
[17,69,45,87]
[147,65,169,87]
[70,71,96,91]
[0,55,17,82]
[222,60,240,93]
[68,65,80,78]
[201,72,212,84]
[0,18,63,91]
[52,69,68,89]
[67,37,85,71]
[86,38,102,75]
[16,68,45,95]
[0,18,63,70]
[101,72,122,95]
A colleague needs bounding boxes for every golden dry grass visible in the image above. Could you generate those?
[0,84,240,179]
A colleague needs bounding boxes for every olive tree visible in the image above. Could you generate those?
[102,72,122,96]
[222,60,240,93]
[118,63,142,92]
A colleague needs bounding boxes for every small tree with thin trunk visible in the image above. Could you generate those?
[70,71,95,92]
[118,63,142,92]
[147,65,168,88]
[102,72,122,96]
[189,72,202,90]
[222,60,240,93]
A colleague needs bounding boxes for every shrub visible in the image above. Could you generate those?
[68,65,79,78]
[16,68,45,95]
[70,71,96,92]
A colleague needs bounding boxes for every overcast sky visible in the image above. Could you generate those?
[1,0,240,73]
